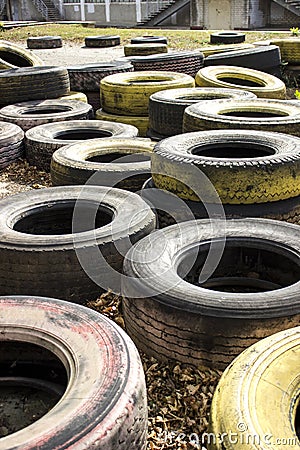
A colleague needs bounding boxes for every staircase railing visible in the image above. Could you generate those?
[32,0,49,19]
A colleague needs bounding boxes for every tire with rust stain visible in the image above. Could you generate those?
[0,295,148,449]
[122,218,300,369]
[0,186,155,302]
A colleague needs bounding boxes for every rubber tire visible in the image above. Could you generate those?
[95,108,149,137]
[27,36,63,49]
[67,61,134,92]
[25,119,139,171]
[183,98,300,137]
[0,67,70,107]
[195,65,286,99]
[0,295,148,449]
[209,326,300,450]
[0,186,155,302]
[122,218,300,369]
[141,177,300,228]
[84,35,120,48]
[271,38,300,64]
[198,43,255,57]
[204,45,282,78]
[210,32,246,44]
[124,43,168,57]
[100,71,195,116]
[151,129,300,204]
[126,50,204,77]
[0,121,24,169]
[0,39,44,69]
[131,35,168,44]
[0,99,93,132]
[149,87,257,137]
[51,137,154,190]
[59,91,88,103]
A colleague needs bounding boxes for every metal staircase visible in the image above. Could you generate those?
[137,0,189,26]
[272,0,300,16]
[32,0,63,21]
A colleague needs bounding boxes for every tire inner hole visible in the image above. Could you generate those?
[21,106,72,115]
[218,76,265,87]
[221,109,289,118]
[178,94,231,101]
[55,130,113,140]
[190,142,275,158]
[86,151,150,163]
[177,238,300,293]
[12,200,113,235]
[0,51,31,67]
[0,341,67,437]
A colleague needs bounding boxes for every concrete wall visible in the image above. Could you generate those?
[270,1,298,27]
[10,0,44,20]
[191,0,251,30]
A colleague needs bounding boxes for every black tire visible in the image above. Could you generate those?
[127,51,203,77]
[0,121,24,169]
[27,36,63,49]
[204,45,282,78]
[210,32,246,44]
[0,100,93,132]
[141,177,300,228]
[67,61,134,92]
[0,39,44,69]
[0,186,155,302]
[131,35,168,44]
[152,129,300,204]
[183,98,300,137]
[86,91,101,112]
[85,35,120,48]
[0,67,70,107]
[122,218,300,369]
[124,43,168,57]
[51,137,153,191]
[146,128,167,141]
[0,295,148,449]
[149,87,257,137]
[25,120,139,171]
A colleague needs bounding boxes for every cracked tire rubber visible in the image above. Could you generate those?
[151,129,300,204]
[123,43,168,57]
[210,32,246,44]
[84,35,120,48]
[131,35,168,44]
[0,121,24,169]
[204,45,282,78]
[122,218,300,369]
[149,87,257,137]
[141,178,300,228]
[126,51,204,77]
[195,65,286,99]
[0,99,93,132]
[25,120,139,171]
[0,295,148,450]
[0,39,44,69]
[27,36,63,49]
[0,67,70,107]
[209,326,300,450]
[67,61,134,92]
[0,185,155,302]
[100,71,195,116]
[51,137,153,191]
[95,108,149,137]
[183,98,300,137]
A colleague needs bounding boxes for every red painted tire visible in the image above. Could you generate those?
[0,295,148,449]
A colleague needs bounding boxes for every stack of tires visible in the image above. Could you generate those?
[96,71,195,136]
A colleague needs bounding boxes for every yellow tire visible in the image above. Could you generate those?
[95,108,149,137]
[271,38,300,64]
[100,71,195,116]
[195,65,286,99]
[124,43,168,57]
[198,43,255,57]
[59,91,88,103]
[209,326,300,450]
[0,39,44,69]
[152,129,300,204]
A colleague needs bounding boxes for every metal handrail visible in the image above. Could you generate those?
[32,0,49,19]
